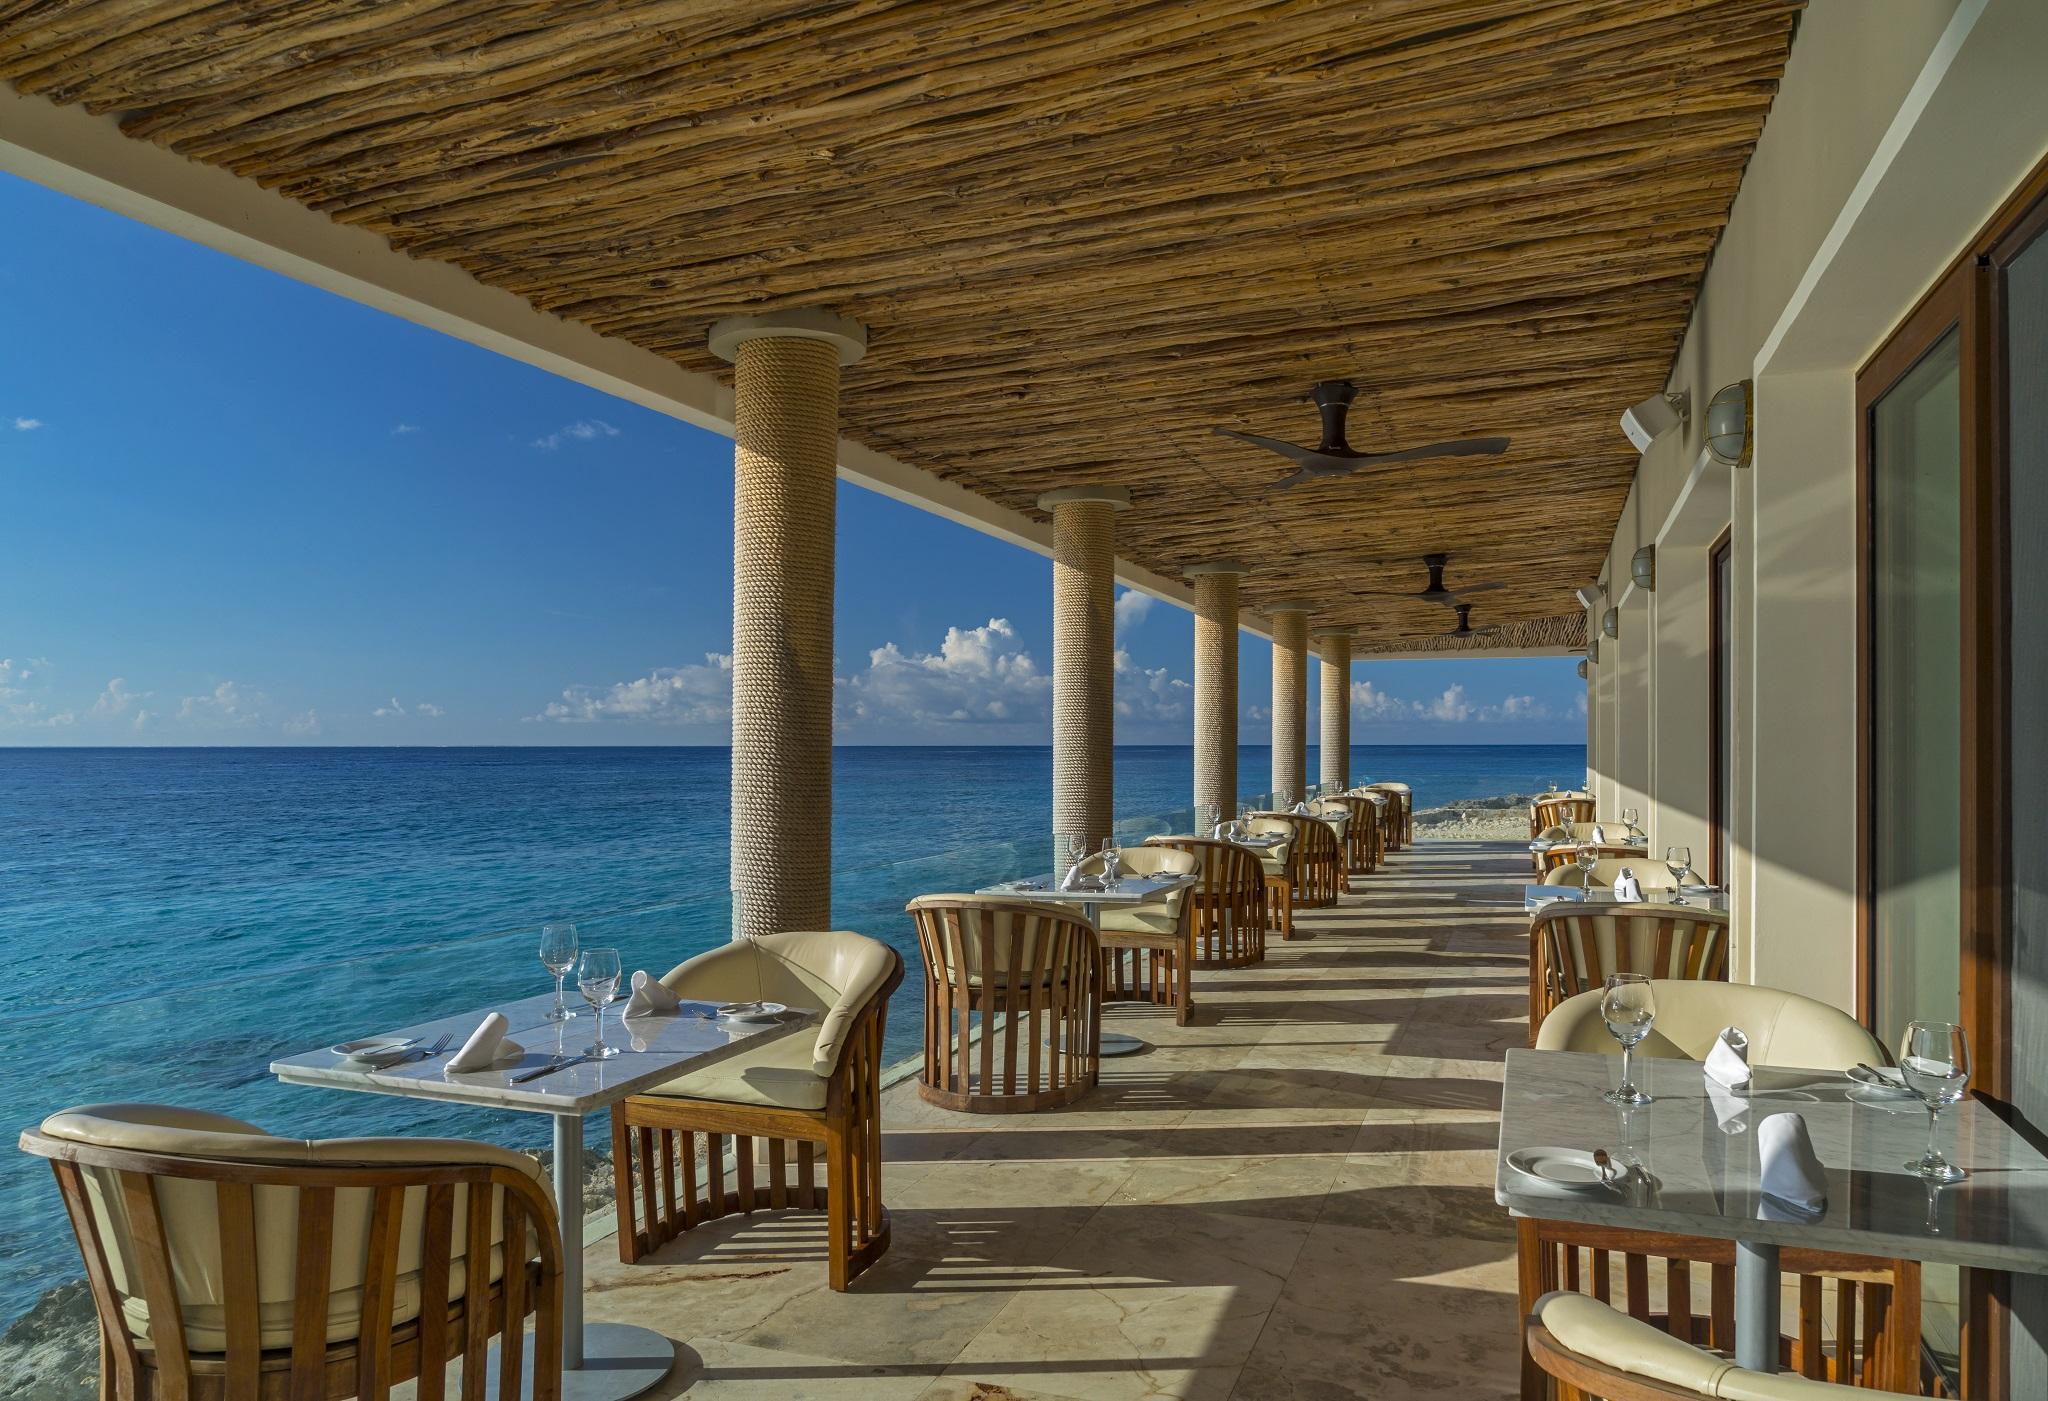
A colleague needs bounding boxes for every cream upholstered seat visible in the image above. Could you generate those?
[1535,980,1886,1071]
[22,1103,562,1397]
[638,929,897,1108]
[1244,815,1299,938]
[612,930,903,1291]
[1077,844,1196,935]
[1079,845,1197,1022]
[1527,1291,1924,1400]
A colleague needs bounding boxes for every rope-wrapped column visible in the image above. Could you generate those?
[711,310,867,940]
[1188,563,1245,820]
[1269,605,1311,804]
[1041,486,1130,864]
[1318,631,1353,791]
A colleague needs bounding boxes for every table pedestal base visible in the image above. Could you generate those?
[481,1323,675,1401]
[1099,1031,1146,1056]
[1734,1238,1781,1373]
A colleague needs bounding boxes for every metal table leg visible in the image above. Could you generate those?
[1084,898,1147,1056]
[1734,1238,1781,1373]
[483,1115,674,1399]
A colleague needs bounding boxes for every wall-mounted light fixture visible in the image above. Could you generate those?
[1620,391,1689,453]
[1630,544,1657,592]
[1602,607,1620,639]
[1588,639,1600,665]
[1706,379,1754,468]
[1574,581,1606,610]
[1576,658,1589,680]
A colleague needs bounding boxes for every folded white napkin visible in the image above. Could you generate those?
[624,969,681,1018]
[1757,1112,1827,1214]
[1060,862,1085,891]
[446,1012,523,1073]
[1592,823,1607,843]
[1613,868,1644,902]
[1292,801,1311,814]
[1704,1025,1751,1092]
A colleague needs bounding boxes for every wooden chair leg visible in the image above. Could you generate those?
[1517,1218,1550,1401]
[610,1111,641,1264]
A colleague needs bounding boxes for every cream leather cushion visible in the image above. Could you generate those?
[645,930,895,1109]
[1537,1291,1921,1399]
[42,1103,542,1353]
[1536,981,1885,1072]
[1079,846,1195,937]
[1545,857,1703,889]
[1244,817,1294,877]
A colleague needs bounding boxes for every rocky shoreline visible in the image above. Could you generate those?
[1411,791,1537,842]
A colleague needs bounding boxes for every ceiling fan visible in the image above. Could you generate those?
[1214,380,1509,488]
[1359,552,1506,609]
[1444,604,1499,639]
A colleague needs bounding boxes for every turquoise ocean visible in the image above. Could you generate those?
[0,742,1581,1328]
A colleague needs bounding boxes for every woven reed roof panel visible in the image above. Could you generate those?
[0,0,1801,648]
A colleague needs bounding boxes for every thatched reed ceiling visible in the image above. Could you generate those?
[0,0,1801,647]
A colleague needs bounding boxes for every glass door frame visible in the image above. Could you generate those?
[1708,527,1732,887]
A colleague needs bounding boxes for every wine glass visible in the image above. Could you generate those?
[1064,831,1088,871]
[1899,1021,1972,1182]
[1664,846,1694,905]
[1622,806,1641,841]
[1575,845,1599,886]
[577,947,623,1058]
[1099,837,1121,888]
[539,921,579,1021]
[1600,974,1657,1105]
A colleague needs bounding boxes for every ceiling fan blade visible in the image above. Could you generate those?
[1451,581,1508,595]
[1215,428,1360,475]
[1355,436,1511,468]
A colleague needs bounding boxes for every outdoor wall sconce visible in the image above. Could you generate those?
[1706,379,1755,468]
[1631,544,1657,592]
[1574,582,1605,610]
[1576,658,1589,680]
[1602,607,1620,639]
[1588,639,1600,665]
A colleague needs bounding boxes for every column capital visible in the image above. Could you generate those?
[1037,485,1131,513]
[1184,560,1249,578]
[709,309,869,366]
[1263,600,1315,616]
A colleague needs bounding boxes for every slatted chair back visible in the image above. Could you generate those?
[1147,835,1265,966]
[19,1111,563,1401]
[1255,812,1343,908]
[907,895,1101,1112]
[1528,904,1730,1032]
[1537,842,1654,877]
[1362,784,1407,851]
[1535,796,1597,833]
[1543,858,1705,891]
[1518,1228,1924,1399]
[1329,795,1381,874]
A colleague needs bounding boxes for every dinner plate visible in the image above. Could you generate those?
[331,1036,419,1068]
[1505,1146,1616,1192]
[718,1000,790,1023]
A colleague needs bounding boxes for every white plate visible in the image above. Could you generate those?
[1506,1146,1616,1192]
[717,1000,790,1024]
[1848,1064,1914,1095]
[332,1036,418,1067]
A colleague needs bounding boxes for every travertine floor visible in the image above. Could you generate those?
[582,840,1531,1400]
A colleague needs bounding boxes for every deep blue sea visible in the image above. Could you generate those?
[0,742,1579,1326]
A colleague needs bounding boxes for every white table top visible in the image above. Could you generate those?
[1496,1049,2048,1272]
[272,991,814,1118]
[1523,884,1730,913]
[977,872,1196,905]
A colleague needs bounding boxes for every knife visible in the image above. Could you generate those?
[512,1053,596,1084]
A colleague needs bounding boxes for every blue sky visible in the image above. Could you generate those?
[0,173,1586,746]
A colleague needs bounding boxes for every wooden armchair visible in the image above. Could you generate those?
[1524,1290,1924,1401]
[1363,782,1410,851]
[907,896,1101,1113]
[1077,845,1198,1025]
[1522,988,1917,1398]
[1255,812,1343,910]
[1535,796,1597,834]
[1528,903,1729,1034]
[20,1103,563,1401]
[1537,843,1656,878]
[610,930,903,1290]
[1329,794,1382,875]
[1148,835,1266,967]
[1242,816,1299,939]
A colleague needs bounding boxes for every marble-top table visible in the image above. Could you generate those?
[1522,884,1730,913]
[274,990,814,1400]
[977,871,1198,1056]
[1496,1049,2048,1371]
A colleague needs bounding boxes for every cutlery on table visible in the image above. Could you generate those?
[401,1033,454,1064]
[512,1053,596,1084]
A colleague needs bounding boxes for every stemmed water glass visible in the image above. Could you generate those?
[1899,1020,1972,1182]
[1575,845,1599,886]
[1600,973,1657,1105]
[578,946,623,1058]
[539,921,579,1021]
[1664,846,1693,905]
[1099,837,1122,888]
[1064,831,1088,875]
[1622,807,1641,841]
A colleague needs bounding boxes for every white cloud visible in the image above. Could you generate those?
[282,709,321,736]
[0,657,73,727]
[1420,684,1473,723]
[532,419,621,450]
[391,422,420,436]
[131,708,155,732]
[417,701,445,718]
[838,619,1049,728]
[1113,589,1154,632]
[1113,648,1190,726]
[91,678,149,716]
[1349,679,1409,720]
[12,417,43,431]
[178,681,266,726]
[374,696,444,719]
[530,654,735,725]
[1347,677,1568,726]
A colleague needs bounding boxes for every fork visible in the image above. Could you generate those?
[399,1033,454,1065]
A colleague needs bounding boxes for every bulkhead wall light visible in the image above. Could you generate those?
[1706,380,1755,468]
[1602,607,1620,640]
[1576,658,1589,680]
[1631,544,1657,592]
